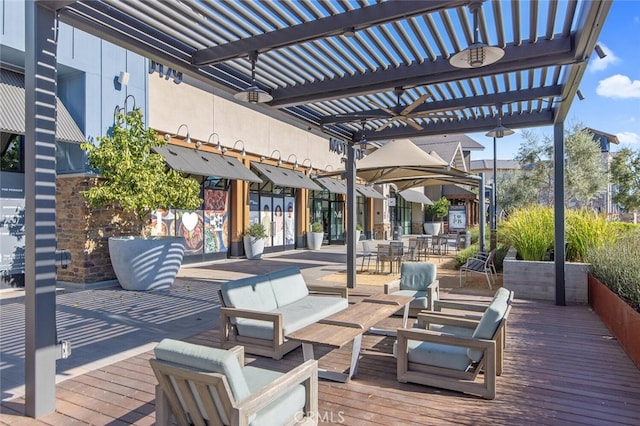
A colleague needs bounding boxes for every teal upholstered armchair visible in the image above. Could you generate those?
[384,262,440,316]
[150,339,318,425]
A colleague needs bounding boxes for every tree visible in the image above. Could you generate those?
[514,124,608,207]
[81,108,202,235]
[426,196,450,220]
[610,147,640,213]
[496,170,538,215]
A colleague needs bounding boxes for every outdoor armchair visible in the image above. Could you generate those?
[395,289,511,399]
[384,262,439,316]
[459,249,497,289]
[150,338,318,426]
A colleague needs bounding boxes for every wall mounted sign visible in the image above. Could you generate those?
[149,60,183,84]
[329,137,365,160]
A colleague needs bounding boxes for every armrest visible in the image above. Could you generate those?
[220,306,283,323]
[383,279,401,294]
[397,328,495,352]
[434,299,487,312]
[227,345,245,366]
[416,312,479,329]
[236,359,318,421]
[426,279,439,310]
[307,284,348,299]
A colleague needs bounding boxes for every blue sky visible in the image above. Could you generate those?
[471,0,640,160]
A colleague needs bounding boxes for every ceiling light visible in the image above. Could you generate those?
[594,44,607,59]
[450,2,504,69]
[234,51,272,104]
[576,89,585,101]
[485,105,514,138]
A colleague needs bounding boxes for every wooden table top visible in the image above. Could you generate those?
[286,294,413,348]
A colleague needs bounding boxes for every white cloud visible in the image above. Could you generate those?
[596,74,640,98]
[589,44,619,72]
[617,132,640,144]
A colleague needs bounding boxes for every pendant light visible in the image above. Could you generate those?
[234,51,273,104]
[485,104,514,138]
[450,2,504,68]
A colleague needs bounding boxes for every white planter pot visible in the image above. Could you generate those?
[307,232,323,250]
[243,236,265,260]
[355,230,361,242]
[108,236,185,291]
[423,222,441,235]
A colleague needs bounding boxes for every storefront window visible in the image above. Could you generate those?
[249,182,295,251]
[309,190,344,244]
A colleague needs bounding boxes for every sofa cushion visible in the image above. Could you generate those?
[467,292,510,361]
[154,338,251,402]
[393,339,471,371]
[235,296,348,340]
[268,267,309,307]
[400,262,437,291]
[242,366,307,426]
[221,275,278,312]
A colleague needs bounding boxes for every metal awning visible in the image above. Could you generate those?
[355,183,384,200]
[0,69,85,143]
[398,188,433,205]
[154,144,262,182]
[315,177,347,194]
[251,162,321,190]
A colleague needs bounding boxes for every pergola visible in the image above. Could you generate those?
[24,0,611,417]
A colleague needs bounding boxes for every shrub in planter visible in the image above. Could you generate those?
[501,206,554,261]
[455,243,509,270]
[566,209,615,262]
[244,222,268,260]
[587,235,640,313]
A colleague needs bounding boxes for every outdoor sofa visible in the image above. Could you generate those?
[220,266,348,360]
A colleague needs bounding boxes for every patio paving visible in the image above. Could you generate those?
[1,239,639,424]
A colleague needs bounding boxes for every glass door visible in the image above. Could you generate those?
[329,200,344,244]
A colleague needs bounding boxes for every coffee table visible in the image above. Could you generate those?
[285,294,413,382]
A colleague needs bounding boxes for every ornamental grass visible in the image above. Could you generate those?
[500,206,554,261]
[565,209,616,262]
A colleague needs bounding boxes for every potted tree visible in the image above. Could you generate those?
[81,107,201,291]
[355,223,364,242]
[243,222,267,259]
[424,196,450,235]
[307,221,324,250]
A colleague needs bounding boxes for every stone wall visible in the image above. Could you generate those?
[56,175,138,285]
[503,248,589,304]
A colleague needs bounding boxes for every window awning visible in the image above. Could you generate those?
[355,183,384,199]
[315,177,347,194]
[251,162,321,190]
[0,69,85,143]
[398,188,433,205]
[154,144,262,182]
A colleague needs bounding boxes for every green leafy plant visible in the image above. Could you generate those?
[311,221,323,233]
[245,221,267,239]
[81,108,202,235]
[565,209,615,262]
[501,206,554,261]
[356,223,364,231]
[587,235,640,312]
[426,196,451,220]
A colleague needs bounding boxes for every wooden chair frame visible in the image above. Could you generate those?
[396,305,511,400]
[219,285,347,360]
[150,345,318,426]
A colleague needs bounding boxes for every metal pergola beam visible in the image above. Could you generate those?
[192,0,468,65]
[270,38,573,107]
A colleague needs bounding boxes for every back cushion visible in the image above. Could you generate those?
[220,275,278,312]
[400,262,437,291]
[154,338,250,402]
[467,294,510,361]
[268,267,309,307]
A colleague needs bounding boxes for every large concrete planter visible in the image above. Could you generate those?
[243,236,265,260]
[503,248,588,304]
[307,232,323,250]
[108,236,185,291]
[589,274,640,369]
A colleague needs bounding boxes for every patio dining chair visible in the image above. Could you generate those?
[358,240,375,272]
[150,338,318,426]
[459,249,497,289]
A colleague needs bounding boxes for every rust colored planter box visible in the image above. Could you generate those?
[589,274,640,369]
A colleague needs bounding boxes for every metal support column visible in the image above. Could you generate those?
[490,136,498,251]
[553,122,566,306]
[346,143,357,289]
[478,172,485,253]
[24,0,59,417]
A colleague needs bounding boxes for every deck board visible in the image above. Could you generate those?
[2,294,640,425]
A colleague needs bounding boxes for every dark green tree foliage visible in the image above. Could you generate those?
[610,147,640,213]
[81,108,202,232]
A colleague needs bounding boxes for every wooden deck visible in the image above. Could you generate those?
[2,290,640,425]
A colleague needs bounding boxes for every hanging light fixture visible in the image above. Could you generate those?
[164,124,191,143]
[450,2,504,69]
[485,105,514,138]
[234,51,273,104]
